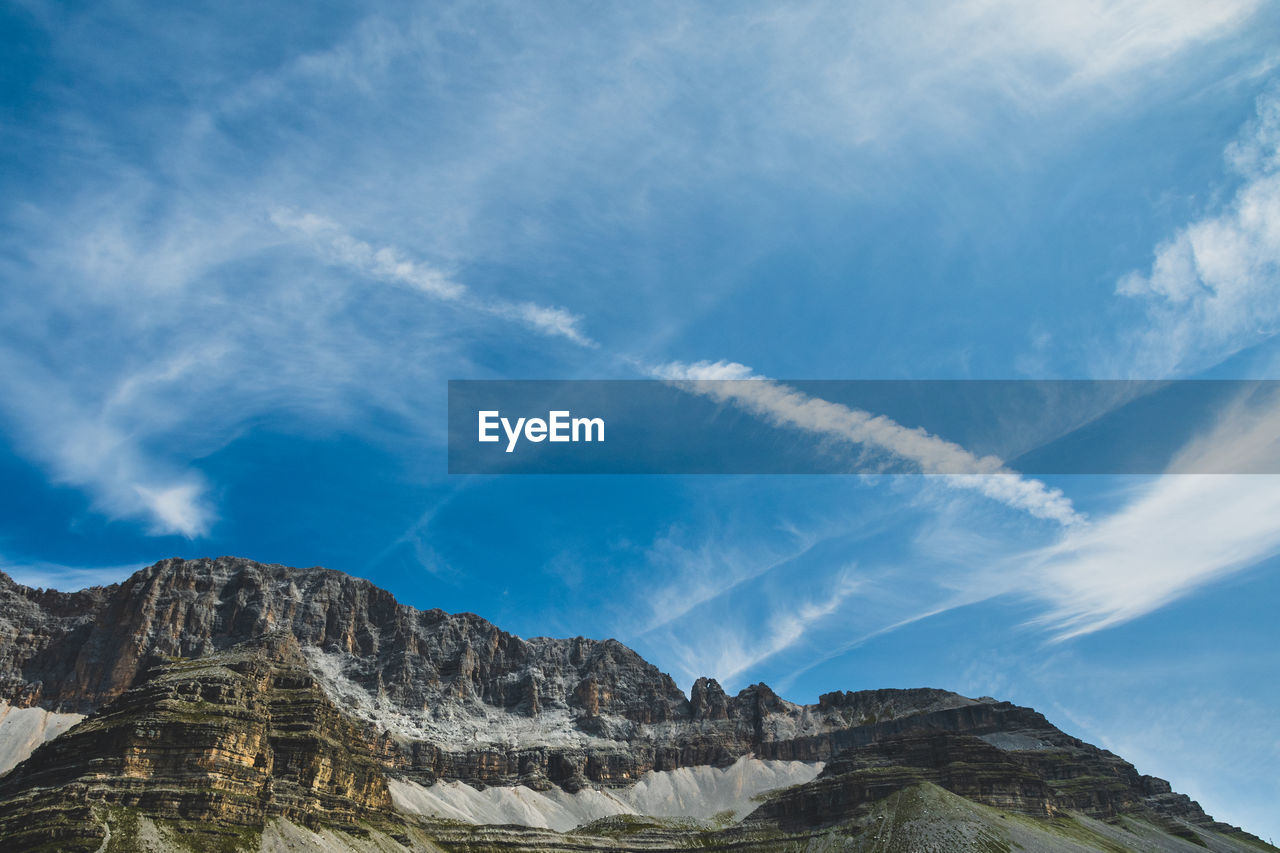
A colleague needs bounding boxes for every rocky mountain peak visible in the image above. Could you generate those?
[0,556,1271,852]
[690,676,729,720]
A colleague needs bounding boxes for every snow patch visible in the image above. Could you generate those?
[390,756,823,831]
[0,700,84,775]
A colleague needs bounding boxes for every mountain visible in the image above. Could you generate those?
[0,556,1272,852]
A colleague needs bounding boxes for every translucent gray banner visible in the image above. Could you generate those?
[447,380,1280,474]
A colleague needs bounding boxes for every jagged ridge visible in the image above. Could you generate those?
[0,556,1270,852]
[0,557,975,790]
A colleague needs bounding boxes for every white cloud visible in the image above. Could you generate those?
[1028,474,1280,638]
[0,351,218,538]
[716,0,1265,159]
[960,0,1261,95]
[133,482,213,539]
[0,189,593,539]
[1023,388,1280,639]
[272,210,596,347]
[1031,91,1280,641]
[0,0,1265,537]
[655,566,862,687]
[636,522,825,638]
[651,360,1082,525]
[273,210,467,301]
[491,303,596,349]
[1117,88,1280,376]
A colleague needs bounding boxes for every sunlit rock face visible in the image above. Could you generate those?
[0,634,398,852]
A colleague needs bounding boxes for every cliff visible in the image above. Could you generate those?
[0,556,1270,852]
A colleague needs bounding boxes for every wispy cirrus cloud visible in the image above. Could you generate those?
[272,210,596,347]
[0,555,145,592]
[0,199,594,538]
[1028,475,1280,639]
[3,0,1265,540]
[634,522,825,639]
[954,0,1264,96]
[633,382,1280,689]
[649,562,863,688]
[0,345,222,538]
[1024,386,1280,639]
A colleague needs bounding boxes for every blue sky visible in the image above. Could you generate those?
[3,0,1280,841]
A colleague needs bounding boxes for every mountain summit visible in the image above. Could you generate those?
[0,556,1271,852]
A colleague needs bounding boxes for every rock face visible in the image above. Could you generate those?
[0,557,688,719]
[0,557,978,790]
[751,730,1053,830]
[0,634,398,852]
[0,556,1271,852]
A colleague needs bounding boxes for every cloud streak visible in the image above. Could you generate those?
[1023,387,1280,639]
[1028,474,1280,639]
[651,360,1083,525]
[652,564,862,688]
[635,523,826,639]
[272,210,596,347]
